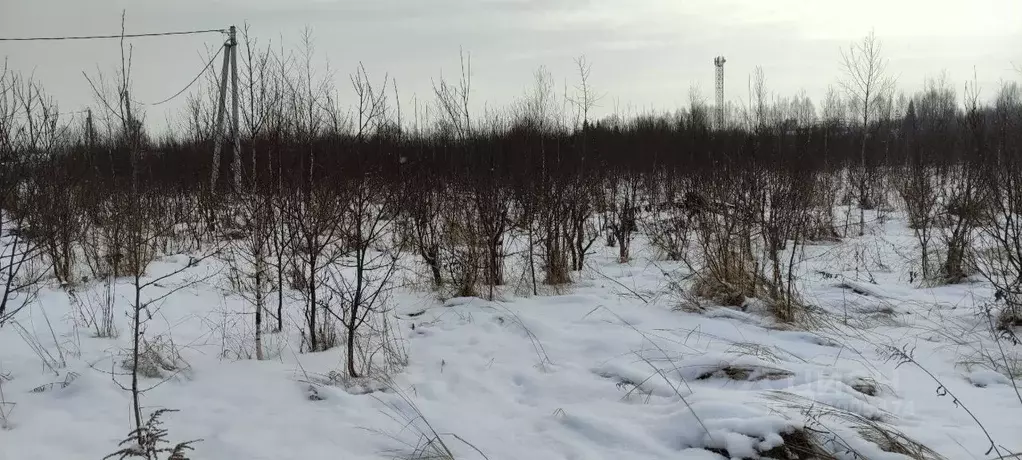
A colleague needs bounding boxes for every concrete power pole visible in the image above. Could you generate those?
[210,25,240,192]
[714,56,726,130]
[230,25,241,191]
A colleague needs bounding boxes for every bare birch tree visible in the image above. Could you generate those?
[840,29,895,236]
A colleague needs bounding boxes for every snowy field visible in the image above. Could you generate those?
[1,208,1020,460]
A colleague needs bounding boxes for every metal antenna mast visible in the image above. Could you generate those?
[714,56,726,130]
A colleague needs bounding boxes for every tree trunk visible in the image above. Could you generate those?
[255,260,265,360]
[307,245,317,352]
[346,310,358,378]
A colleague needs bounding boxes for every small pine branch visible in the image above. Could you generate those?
[105,409,202,460]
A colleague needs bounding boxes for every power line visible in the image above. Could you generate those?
[0,28,226,42]
[58,109,91,117]
[134,44,226,106]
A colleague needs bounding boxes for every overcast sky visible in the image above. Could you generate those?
[2,0,1020,131]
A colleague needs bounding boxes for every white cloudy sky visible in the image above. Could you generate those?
[2,0,1020,130]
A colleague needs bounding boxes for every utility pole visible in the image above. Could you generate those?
[230,25,241,191]
[85,109,95,148]
[210,25,239,192]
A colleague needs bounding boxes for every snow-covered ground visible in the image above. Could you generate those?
[1,209,1020,460]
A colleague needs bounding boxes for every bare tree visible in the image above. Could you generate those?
[897,98,939,281]
[432,49,472,139]
[222,194,274,360]
[975,81,1022,326]
[406,174,445,288]
[7,72,81,285]
[239,23,274,187]
[285,183,346,352]
[840,29,895,235]
[558,58,604,274]
[923,73,976,282]
[606,172,640,263]
[273,30,349,352]
[751,66,768,131]
[0,66,46,326]
[325,178,402,378]
[565,55,604,132]
[350,63,389,140]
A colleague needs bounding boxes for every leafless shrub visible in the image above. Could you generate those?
[644,194,692,261]
[605,173,640,263]
[898,162,939,281]
[935,166,982,283]
[974,81,1022,324]
[0,368,14,430]
[537,184,572,286]
[30,371,79,393]
[680,161,816,325]
[563,179,601,272]
[922,77,981,283]
[121,335,190,380]
[690,252,765,309]
[68,283,118,338]
[440,196,483,299]
[78,190,144,280]
[10,313,67,374]
[0,224,46,327]
[807,170,842,242]
[760,168,816,324]
[405,177,445,289]
[687,170,760,302]
[284,184,346,352]
[0,82,48,326]
[471,180,512,299]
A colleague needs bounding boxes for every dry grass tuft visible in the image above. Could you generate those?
[854,417,946,460]
[121,335,190,380]
[847,377,881,397]
[691,263,769,308]
[695,364,794,382]
[761,428,838,460]
[689,259,817,327]
[998,307,1022,332]
[705,427,837,460]
[766,391,947,460]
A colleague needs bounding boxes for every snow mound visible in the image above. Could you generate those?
[967,369,1012,388]
[2,217,1022,459]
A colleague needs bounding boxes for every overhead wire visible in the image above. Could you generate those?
[134,44,227,106]
[0,26,231,107]
[0,28,227,42]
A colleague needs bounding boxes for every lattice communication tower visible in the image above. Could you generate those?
[713,56,726,129]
